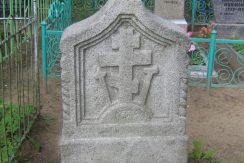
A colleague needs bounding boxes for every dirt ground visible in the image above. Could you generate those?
[187,87,244,163]
[20,80,244,163]
[20,80,63,163]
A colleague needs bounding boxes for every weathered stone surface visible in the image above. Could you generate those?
[60,0,190,162]
[155,0,185,19]
[212,0,244,24]
[212,0,244,38]
[215,23,244,38]
[155,0,187,31]
[62,136,188,163]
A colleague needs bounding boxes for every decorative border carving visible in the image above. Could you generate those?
[62,14,185,123]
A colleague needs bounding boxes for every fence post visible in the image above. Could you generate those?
[33,0,41,110]
[33,0,38,81]
[191,0,197,31]
[10,0,15,55]
[41,21,47,88]
[207,29,217,90]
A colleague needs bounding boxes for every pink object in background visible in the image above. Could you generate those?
[187,32,193,37]
[188,44,196,52]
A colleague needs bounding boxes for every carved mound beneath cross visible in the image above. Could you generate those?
[100,102,153,123]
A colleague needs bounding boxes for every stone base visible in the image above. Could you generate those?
[215,24,244,39]
[61,136,188,163]
[170,19,188,32]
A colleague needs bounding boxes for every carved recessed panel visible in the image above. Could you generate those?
[74,21,178,125]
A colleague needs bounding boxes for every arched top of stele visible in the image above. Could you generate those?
[61,0,189,49]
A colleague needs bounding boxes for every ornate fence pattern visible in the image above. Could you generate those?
[72,0,154,21]
[42,0,244,89]
[37,0,56,22]
[189,31,244,88]
[42,0,154,82]
[41,0,72,83]
[214,45,244,87]
[185,0,215,29]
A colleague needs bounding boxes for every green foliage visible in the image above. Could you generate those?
[232,44,244,56]
[72,0,154,22]
[72,0,106,22]
[190,140,220,163]
[0,99,36,163]
[188,49,207,66]
[184,0,214,23]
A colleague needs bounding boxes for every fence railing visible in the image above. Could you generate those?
[185,0,215,29]
[41,0,72,86]
[72,0,154,22]
[41,0,154,83]
[37,0,57,23]
[41,0,244,89]
[0,1,40,162]
[189,30,244,88]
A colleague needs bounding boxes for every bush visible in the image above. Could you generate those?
[0,99,35,163]
[232,44,244,56]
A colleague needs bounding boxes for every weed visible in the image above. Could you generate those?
[190,140,220,163]
[232,44,244,56]
[0,99,36,163]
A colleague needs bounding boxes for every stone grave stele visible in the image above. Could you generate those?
[155,0,188,32]
[60,0,190,162]
[212,0,244,38]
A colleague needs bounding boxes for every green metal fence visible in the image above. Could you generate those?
[0,0,40,162]
[41,0,244,89]
[41,0,154,82]
[72,0,154,21]
[185,0,215,29]
[37,0,57,23]
[41,0,72,84]
[189,30,244,88]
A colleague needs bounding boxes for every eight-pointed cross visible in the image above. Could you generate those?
[99,26,152,103]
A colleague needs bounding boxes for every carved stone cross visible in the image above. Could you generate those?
[99,26,152,103]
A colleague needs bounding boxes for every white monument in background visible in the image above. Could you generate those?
[155,0,188,31]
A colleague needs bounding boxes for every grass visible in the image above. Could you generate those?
[189,140,220,163]
[0,98,36,163]
[232,44,244,56]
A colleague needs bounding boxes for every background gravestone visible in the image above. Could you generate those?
[60,0,190,162]
[155,0,184,19]
[155,0,187,31]
[212,0,244,38]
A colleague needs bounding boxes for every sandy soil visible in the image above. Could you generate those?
[20,80,62,163]
[20,81,244,163]
[187,87,244,163]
